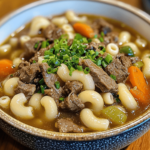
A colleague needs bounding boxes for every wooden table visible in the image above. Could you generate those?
[0,0,149,150]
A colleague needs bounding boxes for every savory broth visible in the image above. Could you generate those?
[0,11,150,132]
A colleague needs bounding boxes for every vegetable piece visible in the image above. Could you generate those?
[41,41,47,48]
[130,88,150,106]
[104,54,113,64]
[133,61,144,68]
[128,66,148,94]
[32,60,36,63]
[110,74,116,81]
[120,46,134,57]
[59,97,64,101]
[0,59,16,79]
[55,81,60,89]
[84,67,90,74]
[73,23,94,38]
[40,85,45,94]
[99,37,104,42]
[34,41,39,49]
[101,106,127,125]
[39,78,44,85]
[102,60,107,68]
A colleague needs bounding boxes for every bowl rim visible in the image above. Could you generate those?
[0,0,150,141]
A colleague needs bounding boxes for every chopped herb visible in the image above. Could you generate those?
[41,41,47,48]
[33,60,36,63]
[77,65,83,71]
[59,97,64,101]
[84,67,90,74]
[104,54,113,64]
[10,74,13,77]
[69,67,75,76]
[102,60,107,68]
[110,74,116,81]
[94,34,98,38]
[96,58,102,66]
[101,32,105,37]
[99,37,104,42]
[44,55,49,59]
[88,39,92,43]
[55,81,60,89]
[120,46,134,57]
[40,85,45,94]
[34,41,39,49]
[47,68,52,74]
[116,95,121,103]
[39,78,44,85]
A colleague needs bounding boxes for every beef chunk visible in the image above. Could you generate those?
[43,24,64,41]
[130,57,141,64]
[120,56,132,68]
[15,80,36,97]
[104,32,118,45]
[19,63,41,83]
[44,87,63,107]
[55,118,84,133]
[62,81,83,95]
[91,18,113,34]
[18,61,30,69]
[86,42,105,52]
[105,58,129,83]
[59,93,85,112]
[82,59,118,93]
[40,63,58,88]
[21,37,45,60]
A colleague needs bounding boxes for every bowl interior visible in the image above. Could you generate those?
[0,0,150,141]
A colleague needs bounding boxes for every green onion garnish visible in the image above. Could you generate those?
[94,34,98,38]
[96,58,102,66]
[120,46,134,57]
[84,67,90,74]
[69,67,75,76]
[33,60,36,63]
[101,32,105,37]
[88,39,92,43]
[34,41,39,49]
[59,97,64,101]
[40,85,45,94]
[99,37,104,42]
[10,74,13,77]
[47,68,52,74]
[110,74,116,81]
[41,41,47,48]
[102,60,107,68]
[133,61,144,68]
[77,65,83,71]
[55,81,60,89]
[39,78,44,85]
[104,54,113,64]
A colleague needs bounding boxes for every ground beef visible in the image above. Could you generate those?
[55,118,84,133]
[81,59,118,93]
[15,80,36,97]
[105,58,129,83]
[43,24,64,41]
[62,81,83,96]
[59,92,85,112]
[21,37,45,60]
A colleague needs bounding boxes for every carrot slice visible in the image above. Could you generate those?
[128,66,148,94]
[73,23,94,38]
[0,59,15,79]
[130,88,150,106]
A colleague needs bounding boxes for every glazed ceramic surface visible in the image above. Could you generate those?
[0,0,150,150]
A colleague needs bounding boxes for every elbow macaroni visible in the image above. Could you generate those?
[101,93,114,105]
[92,38,100,43]
[0,96,11,109]
[41,96,58,121]
[78,90,104,115]
[61,24,74,33]
[51,16,68,27]
[80,108,109,131]
[13,58,22,68]
[10,49,24,61]
[142,58,150,78]
[57,64,95,90]
[135,38,147,48]
[118,83,138,110]
[29,93,43,111]
[106,43,119,56]
[29,16,51,36]
[20,35,31,47]
[10,93,34,120]
[0,44,11,57]
[141,50,150,61]
[119,31,131,44]
[9,37,18,48]
[4,77,19,96]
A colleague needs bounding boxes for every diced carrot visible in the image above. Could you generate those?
[130,88,150,106]
[128,66,148,94]
[73,23,94,38]
[0,59,15,79]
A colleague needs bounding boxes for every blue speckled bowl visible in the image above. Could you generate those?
[0,0,150,150]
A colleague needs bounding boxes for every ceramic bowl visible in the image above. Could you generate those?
[0,0,150,150]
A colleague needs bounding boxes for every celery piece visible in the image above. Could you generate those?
[101,106,127,125]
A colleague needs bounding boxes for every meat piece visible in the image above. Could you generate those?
[105,58,129,83]
[15,80,36,97]
[82,59,118,93]
[21,37,45,60]
[130,57,141,64]
[59,93,85,112]
[19,63,41,83]
[40,63,58,88]
[55,118,84,133]
[18,61,30,69]
[104,32,118,45]
[120,56,132,68]
[91,18,113,34]
[86,42,105,52]
[44,87,63,107]
[43,24,64,41]
[62,81,83,95]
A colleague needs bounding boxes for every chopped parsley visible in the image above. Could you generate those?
[33,60,36,63]
[110,74,116,81]
[34,41,39,49]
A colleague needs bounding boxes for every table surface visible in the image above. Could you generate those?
[0,0,150,150]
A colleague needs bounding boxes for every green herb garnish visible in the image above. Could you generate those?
[110,74,116,81]
[55,81,60,89]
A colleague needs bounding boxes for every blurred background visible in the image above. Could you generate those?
[0,0,149,20]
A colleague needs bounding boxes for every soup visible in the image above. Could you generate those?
[0,11,150,133]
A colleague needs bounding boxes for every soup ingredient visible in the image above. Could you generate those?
[55,118,84,133]
[128,66,148,94]
[133,61,144,68]
[0,44,11,57]
[120,46,134,57]
[0,59,15,79]
[119,56,132,68]
[101,106,127,125]
[73,23,94,38]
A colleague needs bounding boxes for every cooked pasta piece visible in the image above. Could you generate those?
[51,16,68,27]
[119,31,131,44]
[142,58,150,78]
[0,44,11,57]
[0,96,11,109]
[20,35,31,47]
[101,93,114,105]
[106,43,119,56]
